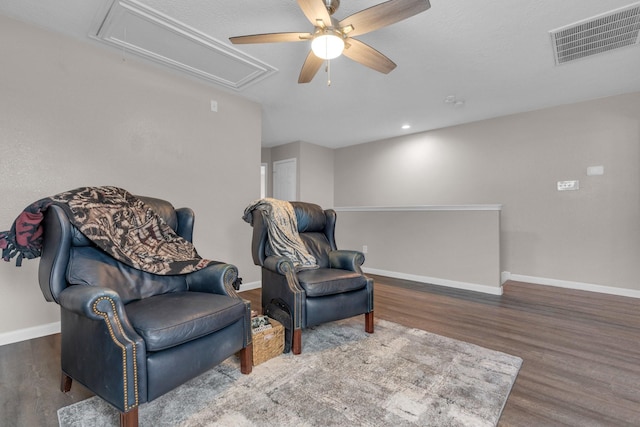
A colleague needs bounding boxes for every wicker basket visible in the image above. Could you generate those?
[252,318,284,365]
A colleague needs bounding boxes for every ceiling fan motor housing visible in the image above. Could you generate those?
[325,0,340,15]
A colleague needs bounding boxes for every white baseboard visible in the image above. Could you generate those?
[502,271,640,299]
[0,321,60,347]
[239,280,261,292]
[363,268,504,296]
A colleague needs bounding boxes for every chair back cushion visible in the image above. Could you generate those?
[291,202,333,268]
[67,246,187,304]
[139,196,178,230]
[293,202,326,233]
[298,233,330,268]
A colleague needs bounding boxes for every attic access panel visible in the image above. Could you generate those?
[92,0,277,90]
[550,2,640,65]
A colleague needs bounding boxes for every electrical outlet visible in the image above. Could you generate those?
[557,180,579,191]
[362,245,368,254]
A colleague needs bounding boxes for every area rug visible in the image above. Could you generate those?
[58,319,522,426]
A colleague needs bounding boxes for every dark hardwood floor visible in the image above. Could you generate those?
[1,275,639,426]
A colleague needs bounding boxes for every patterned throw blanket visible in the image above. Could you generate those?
[242,198,317,269]
[0,186,212,275]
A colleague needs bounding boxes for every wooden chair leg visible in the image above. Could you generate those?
[120,407,138,427]
[60,373,72,393]
[365,311,374,333]
[292,328,302,355]
[239,344,253,374]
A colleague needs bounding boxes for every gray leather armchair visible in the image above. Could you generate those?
[38,196,252,427]
[248,201,374,354]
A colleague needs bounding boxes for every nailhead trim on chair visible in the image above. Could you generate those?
[223,268,238,294]
[92,296,139,411]
[281,263,303,329]
[222,269,253,346]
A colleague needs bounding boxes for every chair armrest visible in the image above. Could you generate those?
[263,255,296,275]
[329,250,365,273]
[58,285,142,347]
[186,262,239,297]
[59,285,129,321]
[57,285,144,412]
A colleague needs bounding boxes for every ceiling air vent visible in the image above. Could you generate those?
[550,2,640,65]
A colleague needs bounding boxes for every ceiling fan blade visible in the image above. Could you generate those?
[298,51,324,83]
[297,0,333,27]
[229,32,312,44]
[342,38,397,74]
[339,0,430,37]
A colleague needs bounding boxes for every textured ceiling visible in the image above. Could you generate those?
[2,0,640,148]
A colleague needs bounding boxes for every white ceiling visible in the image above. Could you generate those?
[2,0,640,148]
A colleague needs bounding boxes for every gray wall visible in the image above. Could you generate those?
[0,15,262,340]
[261,147,272,197]
[299,141,334,208]
[334,93,640,293]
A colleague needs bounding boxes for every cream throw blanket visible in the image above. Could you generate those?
[242,198,317,269]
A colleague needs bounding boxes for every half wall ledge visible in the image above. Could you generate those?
[333,205,502,294]
[334,204,503,212]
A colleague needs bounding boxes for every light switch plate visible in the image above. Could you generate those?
[557,180,579,191]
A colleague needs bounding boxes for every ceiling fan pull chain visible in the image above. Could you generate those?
[122,26,127,62]
[326,59,332,86]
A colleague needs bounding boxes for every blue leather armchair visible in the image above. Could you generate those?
[249,201,374,354]
[38,196,252,427]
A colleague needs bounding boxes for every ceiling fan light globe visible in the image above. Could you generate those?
[312,33,344,60]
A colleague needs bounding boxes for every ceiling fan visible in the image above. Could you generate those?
[229,0,431,84]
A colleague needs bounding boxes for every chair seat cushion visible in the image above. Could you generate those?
[125,292,245,352]
[296,268,367,297]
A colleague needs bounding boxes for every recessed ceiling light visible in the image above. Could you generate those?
[444,95,457,104]
[401,124,411,130]
[444,95,465,108]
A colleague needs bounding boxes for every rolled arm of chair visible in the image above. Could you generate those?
[329,250,365,273]
[186,262,239,297]
[59,285,129,321]
[57,285,145,412]
[261,256,305,331]
[58,285,142,350]
[262,255,296,276]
